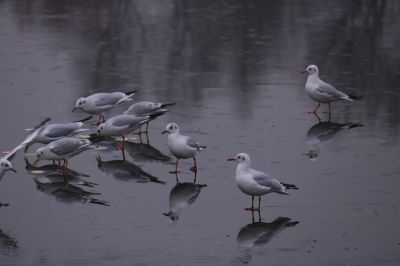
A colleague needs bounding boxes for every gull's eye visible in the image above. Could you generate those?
[308,68,312,71]
[40,151,44,155]
[169,126,173,130]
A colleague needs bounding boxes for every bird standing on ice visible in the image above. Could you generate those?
[302,64,362,114]
[162,123,206,174]
[228,153,297,212]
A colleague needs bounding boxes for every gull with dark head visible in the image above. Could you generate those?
[72,90,137,124]
[162,122,206,174]
[302,64,362,114]
[228,153,298,212]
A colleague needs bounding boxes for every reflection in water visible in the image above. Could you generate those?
[25,157,96,187]
[304,117,363,160]
[33,177,109,206]
[236,217,299,263]
[96,155,166,184]
[0,229,18,254]
[124,141,172,163]
[163,181,207,222]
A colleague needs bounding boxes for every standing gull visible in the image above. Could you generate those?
[302,64,362,114]
[162,122,206,174]
[24,116,92,153]
[124,101,176,134]
[72,91,137,124]
[96,114,150,160]
[34,137,96,169]
[228,153,297,212]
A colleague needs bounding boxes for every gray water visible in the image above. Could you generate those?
[1,1,400,265]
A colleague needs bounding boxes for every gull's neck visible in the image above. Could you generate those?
[236,161,251,175]
[306,73,320,83]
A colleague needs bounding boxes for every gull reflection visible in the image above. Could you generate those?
[163,181,207,222]
[33,177,109,206]
[96,155,166,184]
[125,141,172,163]
[304,116,363,160]
[25,157,96,187]
[0,229,18,254]
[237,217,299,263]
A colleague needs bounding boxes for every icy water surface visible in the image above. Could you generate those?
[1,1,400,265]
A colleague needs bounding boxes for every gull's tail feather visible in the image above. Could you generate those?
[160,103,176,108]
[117,90,138,104]
[348,94,363,101]
[281,182,298,190]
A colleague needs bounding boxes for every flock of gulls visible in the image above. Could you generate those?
[0,64,361,216]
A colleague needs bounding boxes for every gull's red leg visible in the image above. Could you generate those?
[245,196,255,211]
[190,157,197,173]
[308,103,321,114]
[170,159,180,174]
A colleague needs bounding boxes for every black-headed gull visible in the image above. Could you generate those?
[162,122,206,174]
[34,137,95,169]
[96,114,150,160]
[24,116,92,153]
[228,153,297,212]
[124,101,176,133]
[302,64,362,114]
[72,91,137,124]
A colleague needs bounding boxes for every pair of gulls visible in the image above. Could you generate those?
[1,64,360,210]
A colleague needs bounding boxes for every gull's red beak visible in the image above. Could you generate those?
[10,168,17,173]
[300,69,308,74]
[227,157,236,161]
[72,107,79,112]
[161,130,167,134]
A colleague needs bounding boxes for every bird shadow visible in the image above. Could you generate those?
[96,155,167,184]
[0,228,18,255]
[32,176,109,206]
[304,113,363,160]
[24,156,96,187]
[236,216,299,263]
[162,176,207,223]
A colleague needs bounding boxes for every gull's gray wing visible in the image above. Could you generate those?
[250,169,286,192]
[316,80,348,99]
[126,102,161,115]
[50,138,87,156]
[3,118,51,160]
[111,115,149,130]
[43,123,79,138]
[185,136,204,151]
[92,93,124,107]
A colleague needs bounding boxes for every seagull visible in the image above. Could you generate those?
[227,153,298,212]
[72,90,137,124]
[96,114,151,160]
[34,137,96,169]
[301,64,362,114]
[123,101,176,134]
[1,118,50,206]
[162,122,206,174]
[24,116,92,153]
